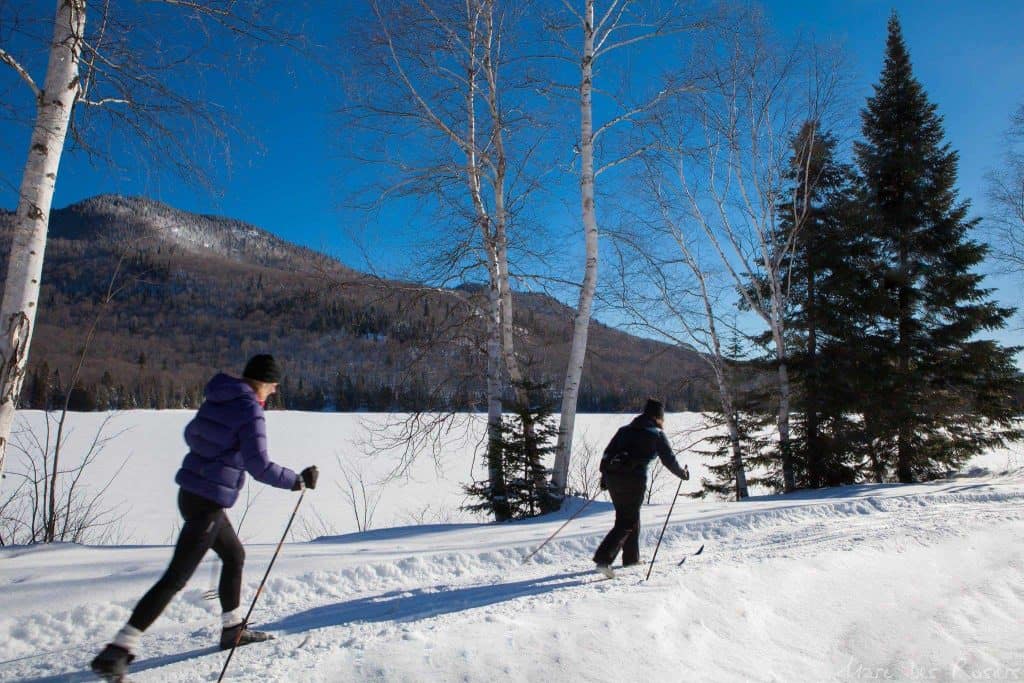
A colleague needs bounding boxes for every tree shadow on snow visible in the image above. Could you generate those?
[260,569,597,635]
[314,498,614,545]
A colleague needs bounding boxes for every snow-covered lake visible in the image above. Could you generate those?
[1,410,730,545]
[1,410,1022,682]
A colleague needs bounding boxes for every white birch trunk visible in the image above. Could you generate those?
[485,275,509,520]
[708,348,749,501]
[493,185,549,500]
[693,245,750,499]
[485,29,547,502]
[496,246,519,388]
[710,364,748,500]
[551,0,599,498]
[769,280,795,492]
[466,7,516,519]
[775,344,795,492]
[498,269,551,506]
[726,413,747,500]
[704,302,748,500]
[483,13,528,427]
[0,0,85,484]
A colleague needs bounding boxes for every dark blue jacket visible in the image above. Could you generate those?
[175,373,298,507]
[601,414,688,480]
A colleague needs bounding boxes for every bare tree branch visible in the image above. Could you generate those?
[0,46,40,100]
[78,97,131,107]
[987,103,1024,280]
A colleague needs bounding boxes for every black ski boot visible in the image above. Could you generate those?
[90,643,134,681]
[220,622,275,650]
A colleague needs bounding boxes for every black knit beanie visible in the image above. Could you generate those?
[243,354,281,383]
[643,398,665,420]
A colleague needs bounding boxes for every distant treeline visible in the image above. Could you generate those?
[20,352,711,414]
[2,196,717,415]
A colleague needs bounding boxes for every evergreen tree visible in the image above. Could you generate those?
[696,400,775,498]
[854,14,1023,482]
[67,382,97,412]
[464,384,557,520]
[775,123,863,488]
[502,402,558,519]
[29,362,51,409]
[739,123,861,492]
[698,326,773,498]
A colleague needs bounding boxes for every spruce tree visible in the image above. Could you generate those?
[463,384,557,520]
[772,123,861,488]
[854,14,1023,482]
[814,186,889,483]
[698,327,775,498]
[29,362,51,409]
[697,400,776,498]
[744,123,863,491]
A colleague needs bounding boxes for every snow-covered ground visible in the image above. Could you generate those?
[1,411,1023,682]
[0,411,727,545]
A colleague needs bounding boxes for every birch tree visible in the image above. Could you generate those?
[609,199,750,499]
[346,0,541,520]
[546,0,707,502]
[987,104,1024,278]
[663,12,843,492]
[0,0,84,484]
[0,0,300,484]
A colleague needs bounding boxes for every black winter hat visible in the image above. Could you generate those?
[643,398,665,420]
[243,354,281,383]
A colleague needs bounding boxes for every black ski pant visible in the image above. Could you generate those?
[128,488,244,632]
[593,474,646,566]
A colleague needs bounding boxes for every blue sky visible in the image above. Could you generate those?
[1,0,1022,341]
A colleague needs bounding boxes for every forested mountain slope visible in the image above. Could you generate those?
[0,195,714,411]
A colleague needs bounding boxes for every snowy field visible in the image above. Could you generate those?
[0,411,726,546]
[1,410,1023,682]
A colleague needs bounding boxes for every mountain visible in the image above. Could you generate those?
[44,194,358,275]
[0,195,715,411]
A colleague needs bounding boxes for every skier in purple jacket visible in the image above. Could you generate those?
[92,355,318,680]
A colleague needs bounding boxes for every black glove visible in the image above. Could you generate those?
[599,475,608,491]
[293,465,318,491]
[681,464,690,481]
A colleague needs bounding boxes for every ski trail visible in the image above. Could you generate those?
[2,479,1023,681]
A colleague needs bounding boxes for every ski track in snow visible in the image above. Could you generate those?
[2,475,1024,682]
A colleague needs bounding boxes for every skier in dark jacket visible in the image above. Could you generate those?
[91,355,319,680]
[593,398,688,578]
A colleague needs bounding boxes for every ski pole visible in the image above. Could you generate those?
[645,477,684,581]
[522,489,602,564]
[218,488,306,682]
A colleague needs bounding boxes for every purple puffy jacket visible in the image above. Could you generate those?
[175,373,298,507]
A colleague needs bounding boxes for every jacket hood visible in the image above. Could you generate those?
[204,373,256,403]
